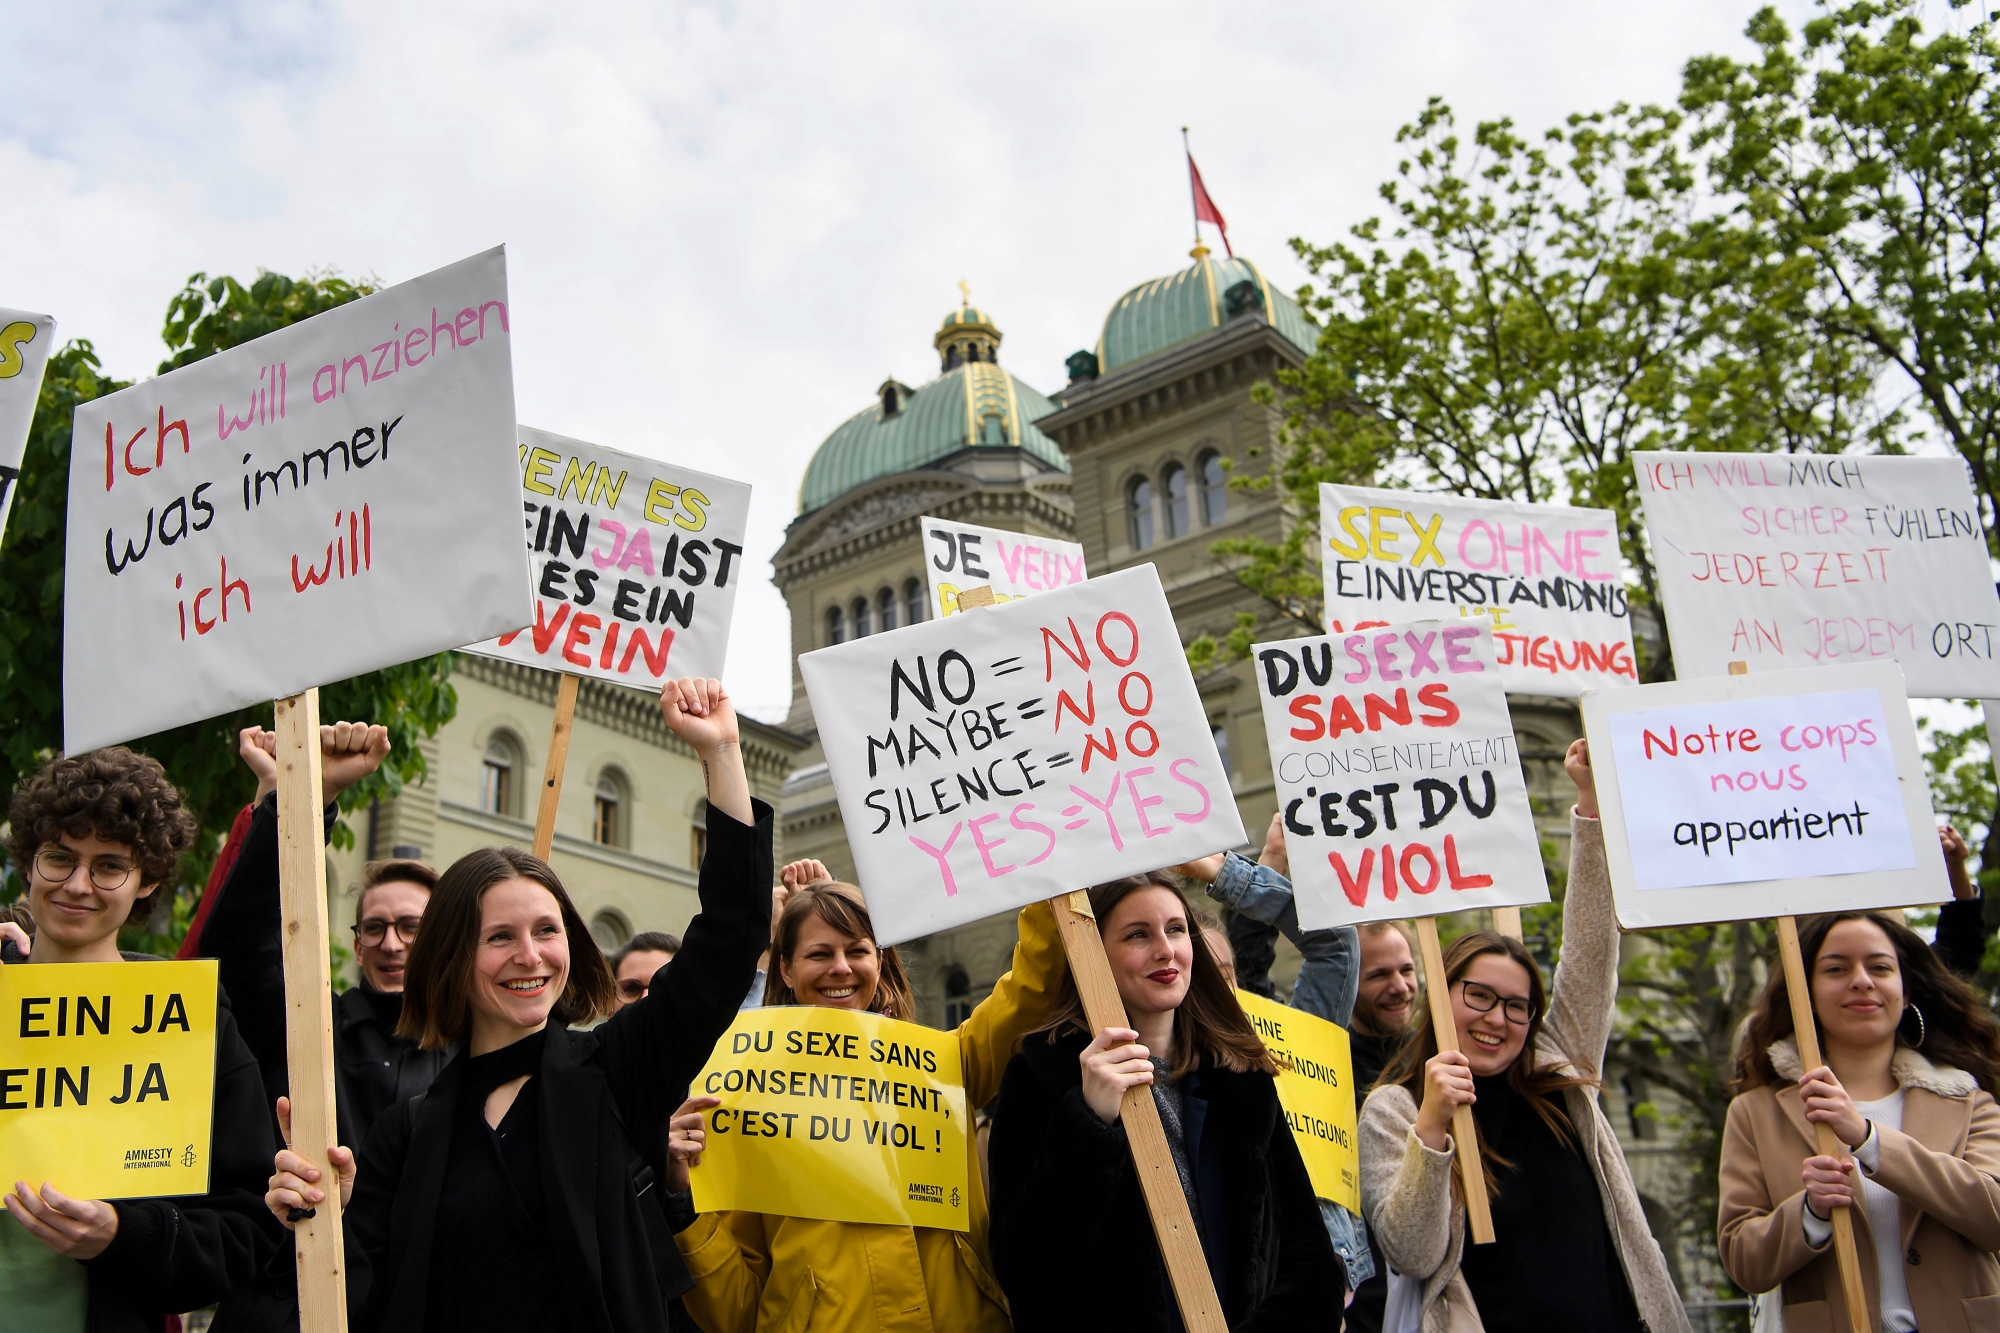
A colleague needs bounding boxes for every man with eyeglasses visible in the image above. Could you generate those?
[608,930,682,1011]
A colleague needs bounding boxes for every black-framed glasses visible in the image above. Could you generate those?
[616,979,649,1001]
[33,847,138,891]
[352,916,422,947]
[1456,979,1535,1026]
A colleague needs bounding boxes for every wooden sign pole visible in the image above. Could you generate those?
[273,689,347,1333]
[1414,915,1496,1244]
[1490,906,1523,939]
[1776,916,1871,1331]
[531,672,581,861]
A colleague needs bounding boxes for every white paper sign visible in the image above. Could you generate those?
[1581,661,1945,928]
[0,307,58,543]
[800,564,1245,944]
[1253,621,1549,929]
[1319,483,1637,698]
[1633,452,2000,698]
[65,248,531,753]
[463,427,749,684]
[922,515,1087,619]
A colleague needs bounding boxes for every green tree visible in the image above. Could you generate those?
[0,271,458,951]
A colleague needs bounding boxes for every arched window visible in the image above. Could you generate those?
[877,588,897,633]
[1211,719,1232,779]
[1199,451,1227,525]
[852,596,872,638]
[691,798,708,870]
[594,768,629,847]
[1163,464,1190,539]
[826,605,845,646]
[590,910,631,952]
[481,731,523,817]
[1128,477,1155,550]
[905,578,926,627]
[942,965,973,1029]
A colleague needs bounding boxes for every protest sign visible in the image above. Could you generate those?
[1252,621,1549,931]
[689,1005,968,1229]
[64,247,531,754]
[922,515,1087,618]
[1633,452,2000,698]
[1580,661,1945,929]
[466,427,750,684]
[1235,989,1359,1212]
[800,564,1245,944]
[0,307,57,543]
[1319,484,1636,697]
[0,961,217,1202]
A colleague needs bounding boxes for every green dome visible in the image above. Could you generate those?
[1097,252,1318,374]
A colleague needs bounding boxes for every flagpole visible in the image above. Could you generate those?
[1181,126,1201,250]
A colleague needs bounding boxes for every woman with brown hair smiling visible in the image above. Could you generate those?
[264,676,772,1333]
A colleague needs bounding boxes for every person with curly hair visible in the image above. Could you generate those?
[0,747,285,1333]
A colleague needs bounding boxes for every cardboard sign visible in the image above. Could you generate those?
[1319,484,1636,697]
[689,1006,968,1229]
[1235,988,1359,1212]
[800,564,1246,945]
[922,515,1087,618]
[1581,661,1945,928]
[1633,452,2000,698]
[0,961,218,1201]
[1253,621,1549,930]
[64,248,530,754]
[0,307,57,544]
[463,427,750,683]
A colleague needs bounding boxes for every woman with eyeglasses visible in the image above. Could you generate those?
[1359,740,1692,1333]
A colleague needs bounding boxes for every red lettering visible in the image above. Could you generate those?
[1444,835,1492,890]
[1289,694,1325,741]
[561,612,602,668]
[1417,683,1458,728]
[1330,848,1377,907]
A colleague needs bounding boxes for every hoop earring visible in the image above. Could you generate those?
[1901,1003,1927,1050]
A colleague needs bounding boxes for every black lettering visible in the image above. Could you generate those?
[539,560,572,600]
[550,510,590,560]
[572,568,600,607]
[612,579,645,622]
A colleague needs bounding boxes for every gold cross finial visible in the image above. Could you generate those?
[957,278,971,306]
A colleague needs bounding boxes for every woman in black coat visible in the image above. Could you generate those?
[988,869,1344,1331]
[265,677,770,1333]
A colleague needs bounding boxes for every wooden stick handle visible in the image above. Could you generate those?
[1490,906,1523,940]
[1415,916,1496,1245]
[532,672,580,861]
[274,690,348,1333]
[1777,916,1871,1332]
[1050,891,1228,1333]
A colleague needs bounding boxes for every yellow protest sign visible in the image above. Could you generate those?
[690,1005,969,1230]
[0,960,218,1201]
[1236,987,1360,1212]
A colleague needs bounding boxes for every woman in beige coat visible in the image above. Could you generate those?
[1358,740,1689,1333]
[1718,906,2000,1333]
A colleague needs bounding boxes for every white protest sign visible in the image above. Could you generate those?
[1252,621,1548,930]
[922,515,1087,619]
[0,308,58,543]
[1580,661,1944,929]
[1633,452,2000,698]
[65,248,530,753]
[800,563,1245,944]
[463,427,750,684]
[1320,483,1636,698]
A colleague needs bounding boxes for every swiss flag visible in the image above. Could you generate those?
[1188,154,1232,257]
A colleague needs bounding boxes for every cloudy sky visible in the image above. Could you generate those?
[5,0,1796,720]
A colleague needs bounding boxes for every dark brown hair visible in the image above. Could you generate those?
[356,858,437,917]
[611,931,682,968]
[764,881,916,1021]
[1037,871,1276,1081]
[1380,929,1594,1196]
[8,748,196,896]
[397,846,614,1050]
[1735,911,2000,1095]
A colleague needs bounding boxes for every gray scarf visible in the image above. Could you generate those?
[1149,1056,1203,1232]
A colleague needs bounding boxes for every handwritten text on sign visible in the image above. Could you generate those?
[1255,621,1548,929]
[800,564,1245,944]
[64,248,530,753]
[1633,452,2000,698]
[0,961,218,1202]
[922,515,1087,618]
[464,427,750,683]
[0,307,57,544]
[689,1006,968,1229]
[1236,988,1360,1212]
[1319,484,1635,698]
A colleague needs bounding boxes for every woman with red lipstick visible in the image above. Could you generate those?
[1718,910,2000,1331]
[263,676,772,1333]
[986,870,1344,1329]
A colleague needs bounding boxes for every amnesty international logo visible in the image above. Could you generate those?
[182,1144,197,1168]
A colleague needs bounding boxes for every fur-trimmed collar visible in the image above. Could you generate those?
[1768,1036,1978,1099]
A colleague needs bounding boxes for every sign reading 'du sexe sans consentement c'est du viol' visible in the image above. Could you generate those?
[1254,621,1549,931]
[1580,660,1946,930]
[921,515,1088,619]
[800,564,1246,945]
[64,248,531,753]
[463,426,751,684]
[0,961,219,1202]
